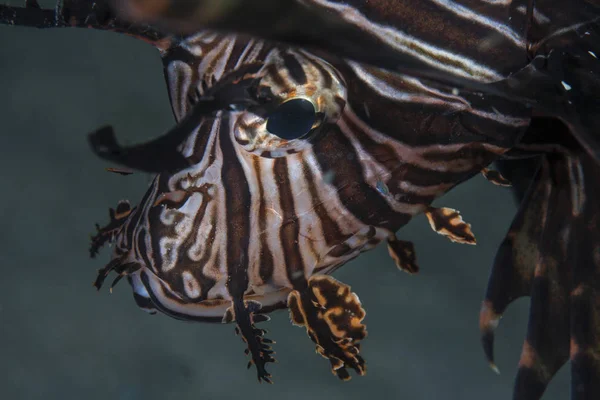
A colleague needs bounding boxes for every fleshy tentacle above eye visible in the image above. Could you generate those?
[88,62,264,173]
[89,199,142,292]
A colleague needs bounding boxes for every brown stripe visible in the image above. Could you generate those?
[313,124,410,231]
[282,51,307,85]
[273,158,306,288]
[336,0,524,75]
[136,229,154,274]
[309,56,334,88]
[335,61,523,148]
[156,184,216,299]
[223,37,251,72]
[125,177,158,248]
[253,157,275,284]
[192,215,218,299]
[188,118,219,165]
[219,118,252,298]
[342,113,438,204]
[265,63,289,90]
[302,158,346,247]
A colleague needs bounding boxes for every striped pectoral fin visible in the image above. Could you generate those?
[424,207,476,245]
[570,281,600,400]
[570,218,600,399]
[481,168,512,187]
[479,156,550,373]
[510,157,580,400]
[223,299,276,383]
[90,200,133,258]
[288,275,367,381]
[482,153,600,399]
[513,254,571,400]
[387,234,418,274]
[568,156,600,399]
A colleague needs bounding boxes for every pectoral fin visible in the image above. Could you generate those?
[424,207,476,245]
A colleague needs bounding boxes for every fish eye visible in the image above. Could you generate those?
[266,98,316,140]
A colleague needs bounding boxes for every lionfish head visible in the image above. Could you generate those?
[92,38,396,309]
[90,30,526,381]
[91,29,525,305]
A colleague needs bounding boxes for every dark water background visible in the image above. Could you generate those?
[0,2,569,399]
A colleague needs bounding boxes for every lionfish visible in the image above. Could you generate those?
[1,0,599,398]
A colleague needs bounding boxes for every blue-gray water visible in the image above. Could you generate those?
[0,7,569,400]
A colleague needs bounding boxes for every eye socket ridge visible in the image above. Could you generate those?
[265,97,317,141]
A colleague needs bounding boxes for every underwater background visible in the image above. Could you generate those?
[0,4,569,399]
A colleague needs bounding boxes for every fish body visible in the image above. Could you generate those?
[1,0,599,397]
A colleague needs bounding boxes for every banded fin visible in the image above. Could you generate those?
[387,234,418,274]
[479,156,549,372]
[424,207,476,245]
[89,200,133,258]
[481,168,512,187]
[225,299,276,384]
[513,155,572,400]
[566,152,600,400]
[288,275,367,381]
[481,151,600,399]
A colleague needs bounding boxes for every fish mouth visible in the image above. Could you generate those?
[127,268,292,322]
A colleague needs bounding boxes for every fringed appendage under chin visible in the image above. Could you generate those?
[223,299,276,383]
[89,200,133,258]
[288,275,367,381]
[480,152,600,400]
[89,200,139,292]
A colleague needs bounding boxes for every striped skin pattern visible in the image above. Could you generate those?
[3,0,600,396]
[89,27,529,382]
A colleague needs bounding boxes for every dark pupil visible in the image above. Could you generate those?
[266,98,316,140]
